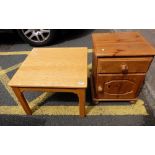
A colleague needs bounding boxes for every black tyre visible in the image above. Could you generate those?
[17,29,56,47]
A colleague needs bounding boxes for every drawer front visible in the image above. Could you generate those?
[96,74,145,99]
[97,57,152,74]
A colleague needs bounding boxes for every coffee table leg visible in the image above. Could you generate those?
[12,87,32,115]
[77,89,86,117]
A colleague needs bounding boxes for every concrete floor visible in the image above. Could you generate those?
[0,29,155,126]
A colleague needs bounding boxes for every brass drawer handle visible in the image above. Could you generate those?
[98,86,103,92]
[121,64,128,74]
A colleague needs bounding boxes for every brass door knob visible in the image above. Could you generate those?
[98,86,103,92]
[121,64,128,74]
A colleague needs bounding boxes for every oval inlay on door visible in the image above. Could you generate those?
[104,80,135,95]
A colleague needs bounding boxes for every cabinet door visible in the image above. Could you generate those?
[96,74,145,99]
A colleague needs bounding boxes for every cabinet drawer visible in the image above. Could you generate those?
[95,74,145,99]
[97,57,152,74]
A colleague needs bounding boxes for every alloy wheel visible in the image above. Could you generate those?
[22,29,51,43]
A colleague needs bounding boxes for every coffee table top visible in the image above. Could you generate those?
[9,48,87,88]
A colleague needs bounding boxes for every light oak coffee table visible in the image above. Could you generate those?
[9,48,87,117]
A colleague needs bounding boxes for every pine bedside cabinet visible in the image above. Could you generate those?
[91,32,155,104]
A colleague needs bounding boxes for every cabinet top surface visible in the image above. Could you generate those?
[92,32,155,57]
[9,47,87,88]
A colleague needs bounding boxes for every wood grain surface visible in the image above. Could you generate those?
[9,48,87,88]
[92,32,155,57]
[96,73,145,99]
[91,32,155,103]
[97,57,152,74]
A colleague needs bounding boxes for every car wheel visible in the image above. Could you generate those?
[17,29,56,46]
